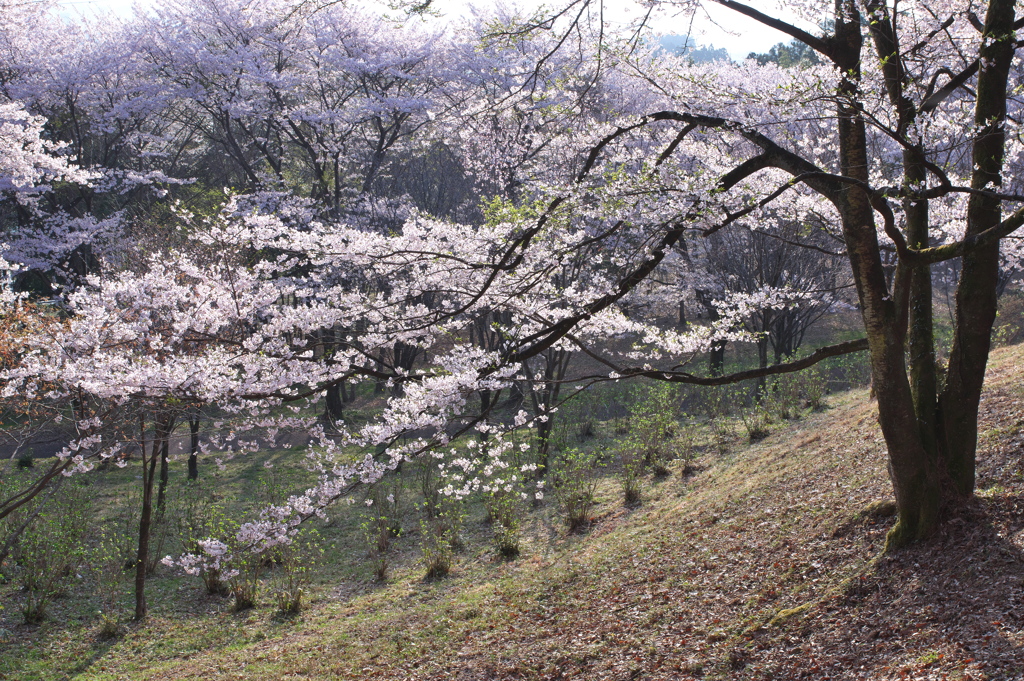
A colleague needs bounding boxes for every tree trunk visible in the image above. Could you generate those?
[830,0,941,548]
[156,418,173,521]
[709,341,725,377]
[135,415,163,621]
[188,415,200,481]
[935,0,1015,500]
[324,383,345,427]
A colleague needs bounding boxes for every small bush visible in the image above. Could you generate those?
[485,488,522,559]
[675,417,700,475]
[801,366,828,411]
[770,374,803,420]
[97,612,122,640]
[626,384,678,476]
[420,497,464,579]
[741,402,772,442]
[702,386,736,454]
[993,292,1024,346]
[551,448,601,532]
[271,529,324,615]
[229,552,262,611]
[15,482,91,624]
[173,481,233,595]
[90,520,136,633]
[362,509,391,582]
[708,416,734,455]
[618,445,645,506]
[418,455,443,518]
[16,448,33,469]
[362,478,403,581]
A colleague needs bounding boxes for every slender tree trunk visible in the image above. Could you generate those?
[135,415,162,621]
[188,415,200,481]
[155,417,174,521]
[906,163,938,460]
[756,336,769,396]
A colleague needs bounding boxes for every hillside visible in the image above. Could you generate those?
[4,345,1024,680]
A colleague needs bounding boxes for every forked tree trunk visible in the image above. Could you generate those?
[828,0,942,548]
[135,413,174,620]
[840,0,1015,548]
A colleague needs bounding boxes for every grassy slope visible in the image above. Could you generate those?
[6,345,1024,680]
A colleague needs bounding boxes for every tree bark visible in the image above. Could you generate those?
[188,414,200,481]
[324,383,345,427]
[135,415,163,621]
[155,416,174,521]
[937,0,1016,499]
[829,0,941,548]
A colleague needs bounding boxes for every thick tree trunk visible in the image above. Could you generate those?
[709,341,725,376]
[324,383,345,427]
[831,0,941,548]
[936,0,1015,500]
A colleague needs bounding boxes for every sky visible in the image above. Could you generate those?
[52,0,818,60]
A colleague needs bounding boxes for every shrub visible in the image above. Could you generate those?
[701,386,736,454]
[271,529,324,615]
[618,444,645,506]
[626,384,678,475]
[741,401,772,442]
[420,497,464,579]
[551,447,601,532]
[801,366,828,411]
[362,482,400,581]
[90,520,136,636]
[993,292,1024,347]
[16,448,33,469]
[14,482,91,624]
[228,551,262,611]
[418,454,443,518]
[674,418,698,474]
[172,481,233,595]
[770,374,803,420]
[485,488,522,559]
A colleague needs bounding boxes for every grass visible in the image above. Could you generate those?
[4,345,1024,678]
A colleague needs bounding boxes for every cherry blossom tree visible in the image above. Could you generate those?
[3,3,1022,627]
[517,0,1024,547]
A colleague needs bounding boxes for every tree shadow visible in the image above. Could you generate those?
[756,492,1024,678]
